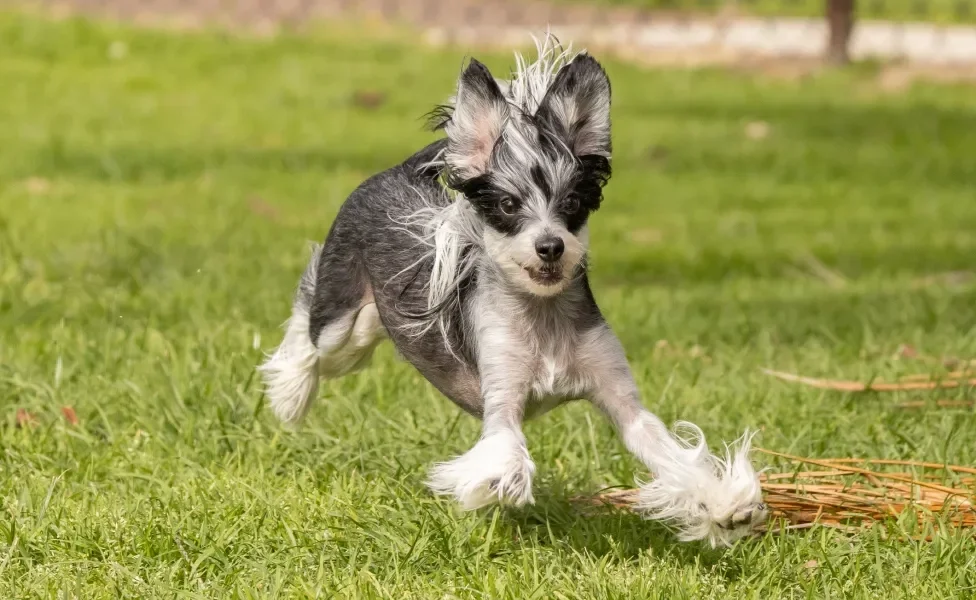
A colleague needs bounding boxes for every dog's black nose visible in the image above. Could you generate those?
[535,236,564,263]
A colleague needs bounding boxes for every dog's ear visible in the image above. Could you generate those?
[535,54,611,158]
[443,59,510,180]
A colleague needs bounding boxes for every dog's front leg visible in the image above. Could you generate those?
[580,325,767,547]
[426,350,535,510]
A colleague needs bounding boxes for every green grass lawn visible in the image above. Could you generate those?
[3,11,976,599]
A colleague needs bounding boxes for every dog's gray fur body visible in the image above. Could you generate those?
[307,139,485,413]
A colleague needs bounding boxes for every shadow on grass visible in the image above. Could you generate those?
[506,492,738,573]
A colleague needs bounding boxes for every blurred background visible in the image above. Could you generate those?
[12,0,976,65]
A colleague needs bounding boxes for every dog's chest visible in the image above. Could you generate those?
[472,289,593,408]
[528,348,579,398]
[519,321,590,406]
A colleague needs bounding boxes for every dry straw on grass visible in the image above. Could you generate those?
[762,358,976,407]
[761,368,976,392]
[761,346,976,395]
[577,449,976,536]
[578,357,976,536]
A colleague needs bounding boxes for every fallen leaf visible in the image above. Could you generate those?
[61,406,79,426]
[896,344,918,359]
[16,408,37,428]
[351,90,386,110]
[643,145,670,164]
[248,196,280,221]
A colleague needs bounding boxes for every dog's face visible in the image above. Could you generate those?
[440,55,612,297]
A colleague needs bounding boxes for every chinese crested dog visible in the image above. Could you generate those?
[259,36,766,546]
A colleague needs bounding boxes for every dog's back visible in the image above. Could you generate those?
[259,139,482,424]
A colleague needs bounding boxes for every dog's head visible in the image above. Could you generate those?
[434,45,611,297]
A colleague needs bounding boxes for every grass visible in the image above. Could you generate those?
[2,10,976,599]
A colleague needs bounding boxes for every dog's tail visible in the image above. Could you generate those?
[258,244,322,425]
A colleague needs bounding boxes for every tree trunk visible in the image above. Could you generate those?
[826,0,855,64]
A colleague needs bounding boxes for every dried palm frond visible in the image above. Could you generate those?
[762,368,976,392]
[575,449,976,536]
[899,370,974,383]
[895,399,974,409]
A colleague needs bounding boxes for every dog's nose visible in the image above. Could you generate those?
[534,236,565,263]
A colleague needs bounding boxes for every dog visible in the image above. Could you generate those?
[259,36,766,547]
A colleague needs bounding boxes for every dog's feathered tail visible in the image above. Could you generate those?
[258,243,322,425]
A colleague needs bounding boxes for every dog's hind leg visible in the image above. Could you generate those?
[259,243,326,425]
[315,301,386,379]
[260,242,387,425]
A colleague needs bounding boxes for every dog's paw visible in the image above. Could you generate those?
[426,431,535,510]
[635,428,766,547]
[637,476,766,547]
[720,502,768,532]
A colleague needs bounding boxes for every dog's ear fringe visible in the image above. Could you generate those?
[533,54,612,158]
[425,104,454,132]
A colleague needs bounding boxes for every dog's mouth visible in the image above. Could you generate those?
[523,264,563,286]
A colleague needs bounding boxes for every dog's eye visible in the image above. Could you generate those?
[499,197,519,216]
[565,196,580,212]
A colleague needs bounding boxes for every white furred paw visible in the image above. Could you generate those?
[635,426,767,548]
[426,431,536,510]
